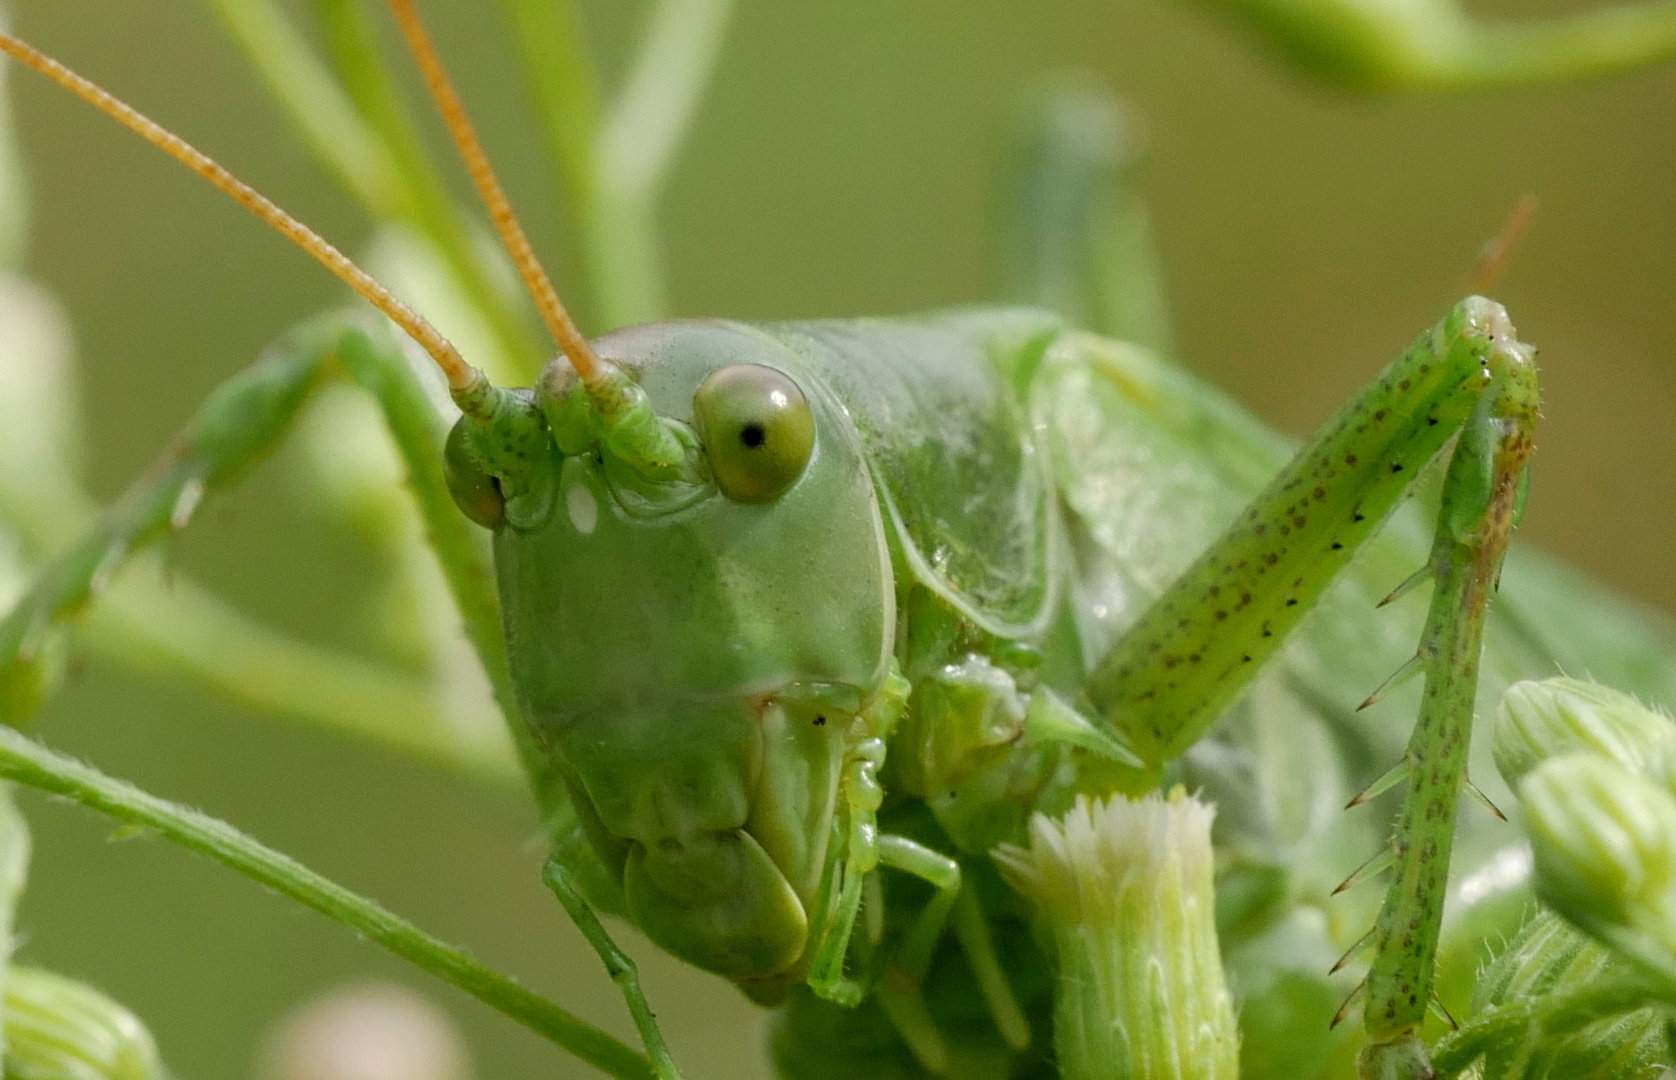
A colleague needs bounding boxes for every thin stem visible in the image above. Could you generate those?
[1447,1,1676,87]
[1000,77,1173,351]
[331,324,566,816]
[599,0,734,208]
[1221,0,1676,89]
[195,0,401,215]
[310,0,545,384]
[0,29,480,393]
[590,0,736,329]
[0,726,654,1080]
[86,570,521,790]
[493,0,604,328]
[381,0,602,383]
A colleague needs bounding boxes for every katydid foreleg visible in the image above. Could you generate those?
[542,858,685,1080]
[0,314,544,790]
[801,666,1014,1075]
[809,667,909,1007]
[0,320,334,705]
[877,836,963,987]
[868,836,964,1073]
[0,316,439,672]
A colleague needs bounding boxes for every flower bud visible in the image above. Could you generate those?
[1463,911,1669,1079]
[1473,909,1610,1011]
[1521,753,1676,973]
[3,966,163,1080]
[262,984,469,1080]
[1545,1009,1670,1079]
[995,789,1238,1080]
[1494,678,1676,789]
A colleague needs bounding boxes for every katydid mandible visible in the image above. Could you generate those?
[0,8,1657,1079]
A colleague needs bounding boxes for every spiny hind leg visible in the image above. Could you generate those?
[1084,296,1535,767]
[1074,296,1537,1074]
[1345,314,1537,1073]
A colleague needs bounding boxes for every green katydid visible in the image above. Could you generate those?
[2,6,1676,1080]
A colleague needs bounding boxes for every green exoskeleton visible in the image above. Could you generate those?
[5,5,1676,1080]
[447,280,1541,1058]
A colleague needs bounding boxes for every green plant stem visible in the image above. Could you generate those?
[310,0,544,384]
[195,0,400,213]
[1215,0,1676,89]
[0,781,29,1023]
[0,725,654,1080]
[198,0,543,385]
[88,571,521,790]
[1001,77,1173,352]
[500,0,735,331]
[494,0,604,327]
[333,325,566,816]
[592,0,735,329]
[1451,2,1676,87]
[1430,971,1660,1075]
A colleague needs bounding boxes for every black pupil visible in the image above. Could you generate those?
[739,422,767,449]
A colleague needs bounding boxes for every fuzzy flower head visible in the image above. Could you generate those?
[995,788,1236,1080]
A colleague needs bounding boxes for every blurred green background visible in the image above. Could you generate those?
[3,0,1675,1077]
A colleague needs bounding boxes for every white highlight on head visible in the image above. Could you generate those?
[566,482,598,535]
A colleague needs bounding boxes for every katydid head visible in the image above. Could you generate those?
[0,8,894,1000]
[452,321,895,990]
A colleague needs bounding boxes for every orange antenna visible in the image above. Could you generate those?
[1468,194,1539,295]
[0,30,492,402]
[382,0,603,384]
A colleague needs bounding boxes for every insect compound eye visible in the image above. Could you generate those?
[443,418,506,529]
[692,364,815,503]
